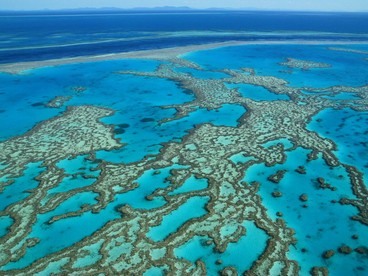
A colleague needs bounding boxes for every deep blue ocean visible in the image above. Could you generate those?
[0,11,368,63]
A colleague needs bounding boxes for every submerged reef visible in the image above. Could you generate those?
[0,44,368,275]
[46,96,72,108]
[328,47,368,55]
[280,58,331,70]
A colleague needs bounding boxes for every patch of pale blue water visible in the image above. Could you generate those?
[243,147,368,275]
[322,92,361,100]
[56,155,100,176]
[0,215,13,238]
[307,108,368,183]
[115,165,188,210]
[143,267,165,276]
[43,192,99,221]
[229,153,256,165]
[184,44,368,88]
[147,196,209,242]
[165,104,245,128]
[300,90,328,95]
[225,83,290,101]
[262,138,294,149]
[168,175,208,195]
[42,155,102,195]
[97,104,246,163]
[0,72,63,141]
[174,221,268,274]
[46,175,97,195]
[0,58,164,141]
[0,162,44,211]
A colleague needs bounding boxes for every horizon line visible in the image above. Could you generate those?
[0,7,367,13]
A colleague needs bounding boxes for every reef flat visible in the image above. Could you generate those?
[279,58,331,70]
[1,40,368,74]
[0,42,368,275]
[328,47,368,55]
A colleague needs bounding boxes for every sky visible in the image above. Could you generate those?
[1,0,368,12]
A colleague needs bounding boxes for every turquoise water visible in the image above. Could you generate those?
[229,153,256,164]
[169,175,208,195]
[225,83,290,101]
[0,58,194,147]
[46,175,97,197]
[143,266,165,276]
[185,44,368,88]
[46,155,101,194]
[308,108,368,182]
[322,93,361,100]
[97,103,245,163]
[164,104,245,128]
[56,155,100,176]
[174,221,268,274]
[115,165,186,210]
[0,57,247,164]
[147,196,209,241]
[0,59,163,141]
[262,138,294,150]
[0,162,44,211]
[0,216,13,238]
[243,147,368,275]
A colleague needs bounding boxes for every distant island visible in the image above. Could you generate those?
[1,7,367,13]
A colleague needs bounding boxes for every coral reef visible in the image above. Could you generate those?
[280,58,331,70]
[0,45,367,275]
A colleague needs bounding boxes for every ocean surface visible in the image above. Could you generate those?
[1,11,368,63]
[0,10,368,275]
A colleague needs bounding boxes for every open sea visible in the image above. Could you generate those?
[1,11,368,63]
[0,11,368,275]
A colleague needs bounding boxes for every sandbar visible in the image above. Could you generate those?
[1,40,368,74]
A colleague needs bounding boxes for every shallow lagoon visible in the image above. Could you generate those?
[148,196,209,242]
[225,83,290,101]
[174,221,268,274]
[184,44,368,87]
[243,147,368,275]
[0,162,44,211]
[308,107,368,181]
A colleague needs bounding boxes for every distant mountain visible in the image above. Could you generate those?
[45,6,194,12]
[131,6,193,11]
[54,6,194,12]
[0,6,196,14]
[1,6,366,13]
